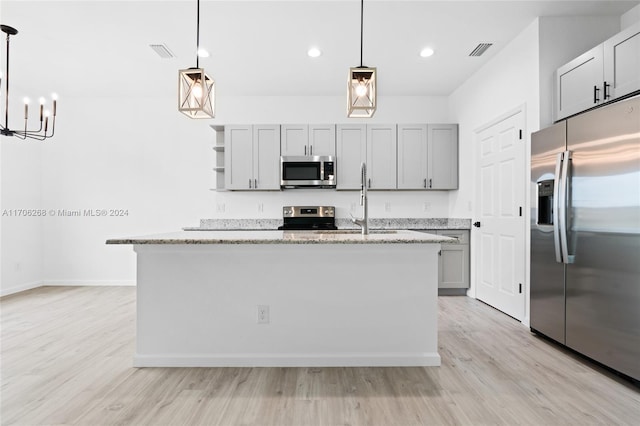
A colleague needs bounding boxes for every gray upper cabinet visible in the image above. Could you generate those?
[604,21,640,100]
[397,123,458,190]
[281,124,336,156]
[309,125,337,156]
[220,122,458,191]
[556,21,640,121]
[428,124,459,190]
[225,125,253,190]
[397,124,428,189]
[336,124,367,190]
[336,124,397,190]
[556,45,604,121]
[366,124,397,190]
[280,125,308,156]
[225,125,280,190]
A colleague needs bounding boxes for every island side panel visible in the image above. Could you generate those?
[133,243,440,367]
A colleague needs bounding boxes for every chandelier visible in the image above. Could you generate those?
[0,25,57,140]
[347,0,376,118]
[178,0,215,119]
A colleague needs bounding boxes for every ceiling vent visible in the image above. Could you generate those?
[469,43,493,57]
[149,44,175,59]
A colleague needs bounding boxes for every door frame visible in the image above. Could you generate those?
[470,104,530,324]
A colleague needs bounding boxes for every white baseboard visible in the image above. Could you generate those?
[0,280,43,297]
[133,352,442,368]
[42,280,136,287]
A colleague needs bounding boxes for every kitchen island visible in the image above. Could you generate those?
[107,230,454,367]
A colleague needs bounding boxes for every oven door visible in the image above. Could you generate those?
[281,157,323,187]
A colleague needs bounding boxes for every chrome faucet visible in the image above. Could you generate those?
[351,162,369,235]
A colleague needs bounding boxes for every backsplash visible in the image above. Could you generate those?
[192,218,471,230]
[210,189,455,219]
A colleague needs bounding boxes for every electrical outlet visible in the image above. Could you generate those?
[257,305,270,324]
[385,202,391,212]
[350,202,356,212]
[14,262,21,271]
[423,202,431,212]
[216,203,225,213]
[257,203,264,213]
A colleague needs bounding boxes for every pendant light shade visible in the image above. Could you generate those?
[178,0,215,119]
[348,67,376,118]
[347,0,376,118]
[178,67,214,118]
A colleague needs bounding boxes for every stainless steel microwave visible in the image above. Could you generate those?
[280,156,336,188]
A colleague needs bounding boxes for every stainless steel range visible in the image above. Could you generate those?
[277,206,337,230]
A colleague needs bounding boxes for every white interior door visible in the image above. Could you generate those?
[475,110,526,321]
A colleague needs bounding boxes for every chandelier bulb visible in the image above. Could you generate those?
[355,82,368,97]
[39,97,46,105]
[51,93,58,101]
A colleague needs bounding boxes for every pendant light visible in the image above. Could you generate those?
[347,0,376,118]
[178,0,215,119]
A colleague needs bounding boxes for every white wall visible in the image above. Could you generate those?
[449,18,540,324]
[621,3,640,29]
[39,95,214,284]
[449,19,541,219]
[1,137,44,296]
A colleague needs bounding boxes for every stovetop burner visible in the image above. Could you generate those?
[278,206,337,231]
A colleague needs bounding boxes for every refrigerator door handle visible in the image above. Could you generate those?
[553,152,563,263]
[559,150,573,264]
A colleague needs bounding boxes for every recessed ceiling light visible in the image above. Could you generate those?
[197,48,210,58]
[307,47,322,58]
[420,47,435,58]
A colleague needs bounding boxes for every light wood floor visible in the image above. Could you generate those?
[1,286,639,426]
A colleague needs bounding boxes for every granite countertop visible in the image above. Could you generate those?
[186,218,471,231]
[106,230,457,245]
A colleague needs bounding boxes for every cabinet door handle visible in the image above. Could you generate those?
[424,178,427,188]
[429,178,433,188]
[368,178,371,189]
[310,145,313,156]
[594,85,600,103]
[304,145,307,155]
[604,81,610,100]
[249,179,252,189]
[254,179,258,189]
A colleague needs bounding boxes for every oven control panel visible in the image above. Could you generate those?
[283,206,335,218]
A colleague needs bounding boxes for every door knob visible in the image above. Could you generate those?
[473,221,481,228]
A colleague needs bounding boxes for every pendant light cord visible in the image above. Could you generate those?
[360,0,364,67]
[196,0,200,68]
[4,32,10,130]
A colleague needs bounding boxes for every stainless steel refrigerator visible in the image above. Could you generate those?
[531,96,640,382]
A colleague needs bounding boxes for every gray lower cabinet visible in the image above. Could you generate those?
[420,229,470,290]
[437,230,470,289]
